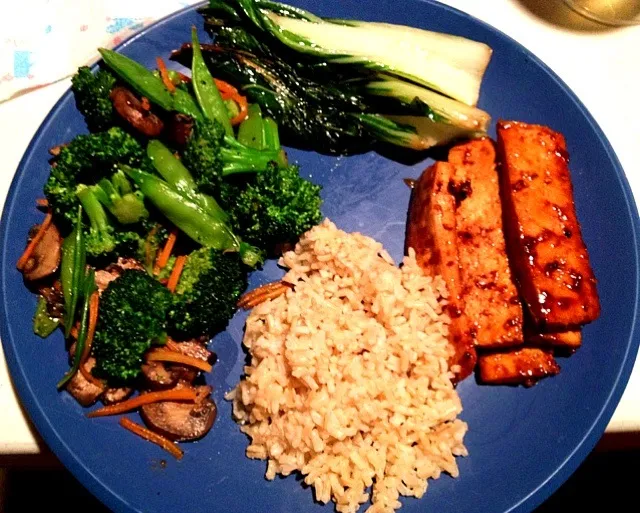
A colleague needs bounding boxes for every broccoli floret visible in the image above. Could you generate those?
[44,127,152,230]
[93,269,172,383]
[76,184,143,260]
[169,248,247,339]
[93,169,148,224]
[224,163,322,249]
[182,118,280,195]
[71,66,117,132]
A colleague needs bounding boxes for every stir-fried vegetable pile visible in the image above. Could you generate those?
[25,26,323,393]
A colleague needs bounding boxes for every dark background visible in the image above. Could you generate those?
[1,438,638,512]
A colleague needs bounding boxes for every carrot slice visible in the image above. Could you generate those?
[167,255,187,293]
[17,211,53,271]
[154,228,178,275]
[119,417,183,460]
[87,388,196,418]
[156,57,176,94]
[36,198,48,207]
[146,348,212,373]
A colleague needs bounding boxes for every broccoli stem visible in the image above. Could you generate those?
[76,184,111,235]
[221,136,281,175]
[93,171,148,225]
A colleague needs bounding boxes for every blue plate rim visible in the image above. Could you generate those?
[1,1,638,513]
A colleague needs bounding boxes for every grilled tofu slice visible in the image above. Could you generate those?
[406,162,476,382]
[525,325,582,351]
[478,348,560,386]
[496,121,600,329]
[448,138,523,348]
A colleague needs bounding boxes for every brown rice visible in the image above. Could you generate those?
[227,219,467,513]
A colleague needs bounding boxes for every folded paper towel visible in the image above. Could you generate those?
[0,0,200,103]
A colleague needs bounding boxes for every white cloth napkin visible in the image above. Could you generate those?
[0,0,201,103]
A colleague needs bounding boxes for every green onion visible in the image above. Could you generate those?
[57,269,96,389]
[61,207,86,338]
[190,28,234,135]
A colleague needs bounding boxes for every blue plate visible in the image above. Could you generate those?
[1,1,638,512]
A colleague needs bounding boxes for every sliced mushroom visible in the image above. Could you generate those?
[102,387,134,405]
[39,281,64,319]
[65,357,105,407]
[110,86,164,137]
[172,340,212,362]
[141,361,183,390]
[142,339,212,389]
[96,258,145,294]
[141,385,216,441]
[21,222,62,282]
[165,113,194,147]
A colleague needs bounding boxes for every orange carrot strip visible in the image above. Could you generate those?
[213,79,248,125]
[213,78,238,96]
[229,97,248,126]
[166,340,181,352]
[154,228,178,275]
[240,286,290,309]
[87,388,196,418]
[36,198,49,207]
[17,211,53,270]
[156,57,176,94]
[79,292,100,365]
[146,349,212,373]
[237,281,292,308]
[167,255,187,293]
[119,417,183,460]
[79,365,105,388]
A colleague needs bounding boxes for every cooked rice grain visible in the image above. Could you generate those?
[228,219,467,513]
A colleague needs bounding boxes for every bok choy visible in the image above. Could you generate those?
[189,0,493,153]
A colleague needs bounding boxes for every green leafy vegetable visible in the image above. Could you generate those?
[33,297,60,338]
